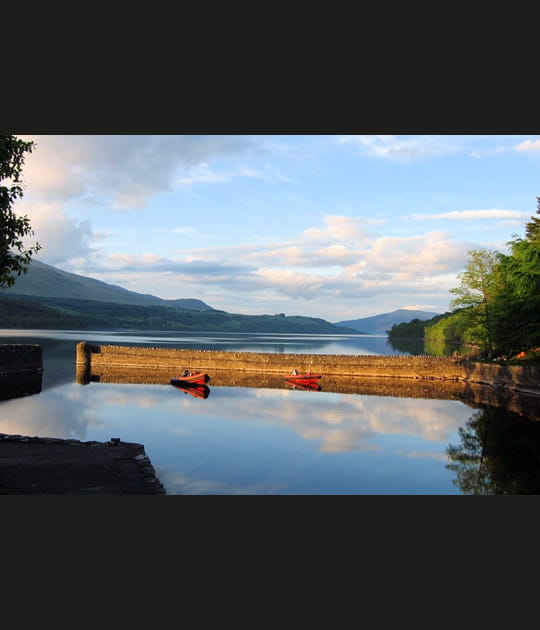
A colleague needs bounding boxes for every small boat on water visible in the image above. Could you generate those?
[284,378,321,392]
[170,371,210,386]
[283,371,322,384]
[171,382,210,399]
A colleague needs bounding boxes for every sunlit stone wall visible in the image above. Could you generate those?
[75,341,540,395]
[76,342,463,378]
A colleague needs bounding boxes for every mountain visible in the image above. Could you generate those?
[0,294,358,333]
[0,260,358,334]
[2,259,213,311]
[334,309,441,335]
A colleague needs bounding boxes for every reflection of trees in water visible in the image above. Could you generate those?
[386,338,425,355]
[446,406,540,494]
[387,336,471,357]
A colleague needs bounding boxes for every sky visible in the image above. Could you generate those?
[13,134,540,322]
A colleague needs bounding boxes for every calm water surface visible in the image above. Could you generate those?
[1,329,539,494]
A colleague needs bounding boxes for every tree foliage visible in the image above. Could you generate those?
[488,197,540,354]
[0,135,41,288]
[449,248,503,353]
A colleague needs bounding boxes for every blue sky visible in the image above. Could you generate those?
[16,134,540,322]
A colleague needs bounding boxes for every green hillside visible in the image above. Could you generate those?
[0,294,357,334]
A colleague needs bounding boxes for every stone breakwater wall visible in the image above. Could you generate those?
[76,342,465,379]
[0,344,42,375]
[75,342,540,396]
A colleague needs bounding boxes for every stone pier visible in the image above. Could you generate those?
[75,341,540,401]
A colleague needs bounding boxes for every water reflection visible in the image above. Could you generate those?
[0,371,42,401]
[170,382,211,399]
[0,384,103,440]
[1,329,539,494]
[0,375,474,493]
[447,406,540,494]
[388,335,473,358]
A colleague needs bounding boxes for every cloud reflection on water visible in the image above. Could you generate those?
[0,379,475,494]
[0,388,103,440]
[1,380,471,453]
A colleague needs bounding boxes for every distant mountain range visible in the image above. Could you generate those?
[2,259,213,311]
[1,260,440,335]
[0,260,356,334]
[334,309,441,335]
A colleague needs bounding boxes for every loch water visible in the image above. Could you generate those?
[1,329,539,495]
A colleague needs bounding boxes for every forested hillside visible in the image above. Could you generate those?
[0,294,356,334]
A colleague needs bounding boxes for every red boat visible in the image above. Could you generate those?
[171,383,210,399]
[170,371,210,386]
[284,379,321,392]
[283,372,322,385]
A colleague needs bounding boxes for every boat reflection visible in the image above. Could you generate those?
[171,382,210,399]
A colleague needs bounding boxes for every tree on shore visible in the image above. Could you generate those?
[449,248,502,355]
[0,135,41,288]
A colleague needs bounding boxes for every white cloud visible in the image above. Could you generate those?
[410,209,530,222]
[174,163,271,189]
[514,139,540,152]
[360,232,468,280]
[301,214,380,242]
[152,227,194,235]
[23,201,96,264]
[336,135,457,162]
[175,164,230,188]
[20,135,258,209]
[14,134,260,263]
[469,146,507,158]
[62,216,469,311]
